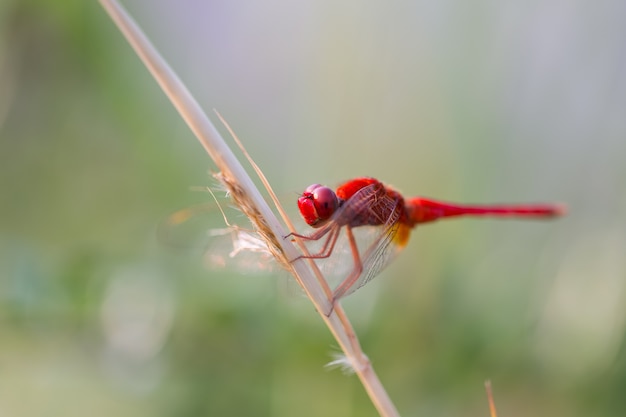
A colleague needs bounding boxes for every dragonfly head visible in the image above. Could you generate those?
[297,184,339,227]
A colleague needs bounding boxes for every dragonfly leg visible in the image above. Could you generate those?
[284,222,333,241]
[290,227,341,262]
[331,226,363,301]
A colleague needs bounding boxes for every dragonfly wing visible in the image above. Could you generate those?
[160,201,275,274]
[330,184,407,297]
[354,221,403,293]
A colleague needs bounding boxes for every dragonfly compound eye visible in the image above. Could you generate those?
[311,186,339,222]
[297,184,339,227]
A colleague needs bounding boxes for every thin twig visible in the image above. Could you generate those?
[485,380,498,417]
[98,1,400,416]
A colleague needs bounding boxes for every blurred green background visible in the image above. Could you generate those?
[1,0,625,416]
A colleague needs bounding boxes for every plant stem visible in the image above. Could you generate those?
[98,1,400,416]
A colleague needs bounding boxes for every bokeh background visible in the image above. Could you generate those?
[1,0,625,416]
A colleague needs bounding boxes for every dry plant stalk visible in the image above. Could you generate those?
[98,1,400,416]
[485,380,499,417]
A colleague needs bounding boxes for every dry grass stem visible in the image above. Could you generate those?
[98,1,400,416]
[485,380,498,417]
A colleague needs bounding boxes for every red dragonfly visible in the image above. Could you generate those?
[293,177,564,301]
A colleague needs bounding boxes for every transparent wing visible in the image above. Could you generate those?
[352,215,404,294]
[159,201,275,274]
[342,188,405,296]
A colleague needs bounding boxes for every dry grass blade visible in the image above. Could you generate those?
[98,1,400,416]
[485,380,499,417]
